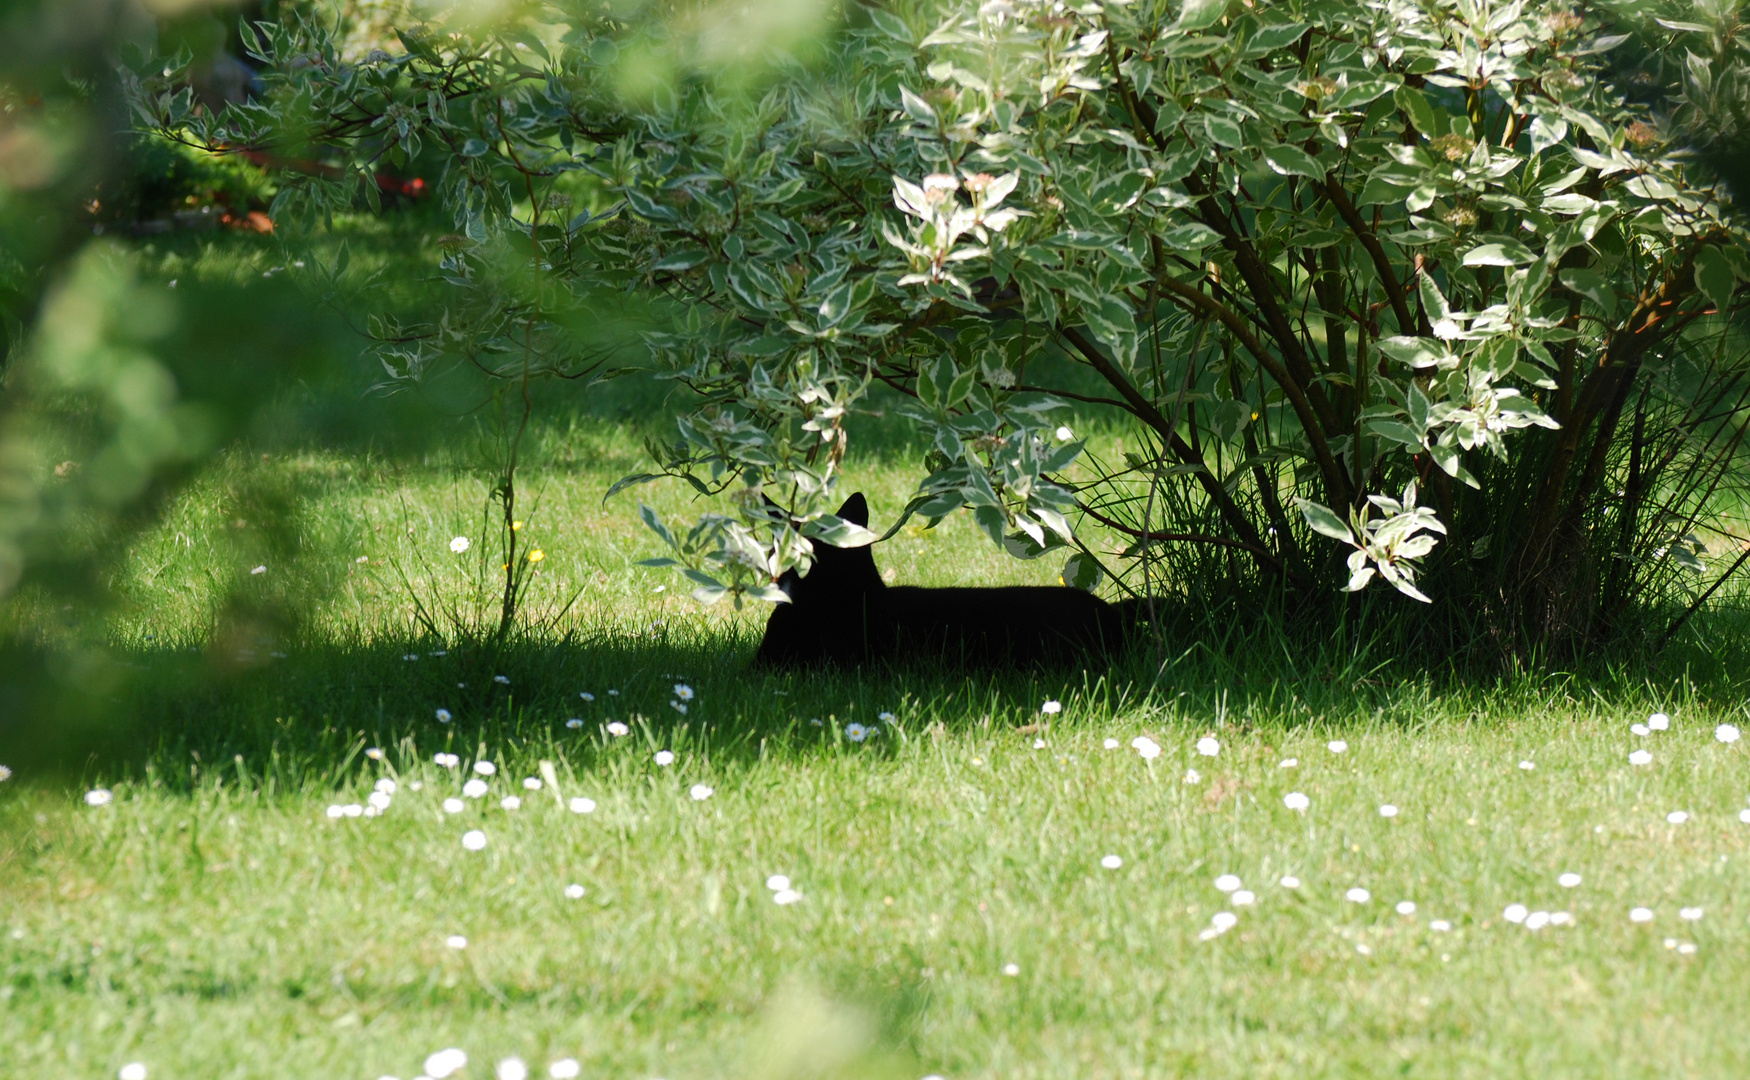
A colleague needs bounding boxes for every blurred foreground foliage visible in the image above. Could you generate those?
[0,0,596,760]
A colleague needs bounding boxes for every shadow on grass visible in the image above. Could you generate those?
[5,598,1747,792]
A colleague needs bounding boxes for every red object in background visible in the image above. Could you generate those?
[221,210,275,234]
[233,148,428,203]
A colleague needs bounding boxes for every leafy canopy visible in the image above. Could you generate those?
[131,0,1750,631]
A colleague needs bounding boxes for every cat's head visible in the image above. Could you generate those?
[774,491,884,603]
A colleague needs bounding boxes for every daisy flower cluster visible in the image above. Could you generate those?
[1079,706,1740,950]
[375,1048,586,1080]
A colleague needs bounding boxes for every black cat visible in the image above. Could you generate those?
[755,493,1142,669]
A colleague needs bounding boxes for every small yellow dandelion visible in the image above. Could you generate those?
[527,549,545,563]
[512,520,524,530]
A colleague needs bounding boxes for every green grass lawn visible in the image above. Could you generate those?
[5,415,1750,1079]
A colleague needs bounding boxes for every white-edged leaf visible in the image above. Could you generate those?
[1298,499,1354,543]
[1463,240,1537,266]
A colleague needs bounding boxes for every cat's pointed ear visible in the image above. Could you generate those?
[836,492,870,528]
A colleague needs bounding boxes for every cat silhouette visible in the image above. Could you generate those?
[755,492,1141,668]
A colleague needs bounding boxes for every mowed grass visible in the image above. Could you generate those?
[4,417,1750,1080]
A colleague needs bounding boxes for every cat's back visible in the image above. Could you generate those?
[877,585,1120,665]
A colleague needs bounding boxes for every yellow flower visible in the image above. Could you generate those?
[512,520,524,530]
[527,549,545,563]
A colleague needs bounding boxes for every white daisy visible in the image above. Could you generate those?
[1667,810,1689,824]
[670,701,688,715]
[1503,904,1528,923]
[442,798,465,814]
[580,692,595,702]
[1041,700,1062,714]
[1429,919,1452,932]
[119,1065,147,1080]
[1001,962,1020,976]
[766,874,792,891]
[1345,887,1370,903]
[496,1057,529,1080]
[1278,758,1297,768]
[606,721,630,737]
[1283,792,1310,811]
[462,830,487,851]
[493,675,510,685]
[673,683,695,701]
[85,789,113,807]
[1550,912,1574,926]
[435,753,459,768]
[568,797,596,814]
[564,884,586,899]
[1628,749,1653,766]
[1100,854,1123,870]
[462,779,488,799]
[364,748,384,761]
[444,935,467,949]
[1524,911,1551,931]
[1717,724,1741,743]
[499,796,521,811]
[368,791,392,811]
[1378,804,1399,818]
[773,889,804,905]
[1131,736,1162,760]
[549,1060,582,1079]
[375,777,398,793]
[341,804,363,817]
[523,777,542,790]
[1558,872,1582,888]
[1327,740,1348,754]
[689,784,714,801]
[1210,911,1238,932]
[878,711,896,723]
[1629,907,1654,923]
[449,536,471,553]
[1231,890,1256,906]
[1195,736,1220,757]
[1631,723,1650,737]
[473,761,496,776]
[1740,808,1750,824]
[1055,425,1074,441]
[1279,876,1301,889]
[1396,900,1417,915]
[1517,760,1535,771]
[1648,712,1670,730]
[845,723,869,742]
[1103,738,1120,750]
[1183,768,1201,784]
[654,750,675,766]
[1214,874,1242,893]
[566,718,584,729]
[326,805,344,819]
[426,1048,468,1078]
[1679,906,1703,921]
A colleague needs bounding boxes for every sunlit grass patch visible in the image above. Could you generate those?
[4,429,1750,1079]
